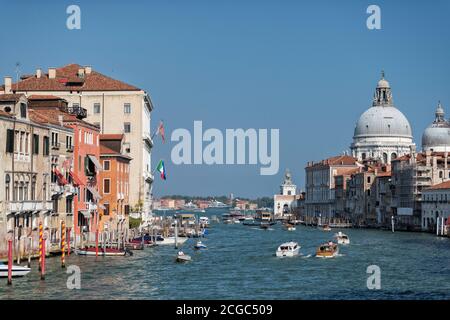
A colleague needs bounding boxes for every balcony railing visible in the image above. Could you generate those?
[68,106,87,119]
[8,201,53,212]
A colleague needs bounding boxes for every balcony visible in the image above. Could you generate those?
[8,201,53,213]
[64,184,78,195]
[66,145,74,153]
[144,171,154,182]
[86,202,97,212]
[68,106,87,119]
[117,192,125,200]
[143,133,154,148]
[51,142,61,150]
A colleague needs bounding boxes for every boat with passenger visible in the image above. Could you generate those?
[275,241,300,257]
[335,231,350,244]
[315,241,339,258]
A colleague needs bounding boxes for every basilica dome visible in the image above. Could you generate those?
[353,105,412,139]
[350,72,415,164]
[422,102,450,152]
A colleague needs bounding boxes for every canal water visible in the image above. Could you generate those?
[1,216,449,299]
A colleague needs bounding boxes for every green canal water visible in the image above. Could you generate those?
[1,217,449,300]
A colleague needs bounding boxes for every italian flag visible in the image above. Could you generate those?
[156,160,166,180]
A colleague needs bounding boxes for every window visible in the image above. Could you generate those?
[85,155,97,176]
[124,143,131,153]
[124,103,131,114]
[93,103,101,114]
[66,135,73,150]
[20,103,27,119]
[5,175,10,201]
[31,176,36,201]
[103,160,110,171]
[66,197,73,214]
[124,122,131,133]
[103,179,111,194]
[6,129,14,153]
[51,132,59,148]
[367,176,371,184]
[33,134,39,154]
[43,136,50,156]
[103,203,110,216]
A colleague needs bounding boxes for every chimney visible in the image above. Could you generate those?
[84,66,92,74]
[426,150,432,167]
[4,76,12,93]
[36,68,42,78]
[78,68,85,78]
[48,68,56,79]
[58,114,64,127]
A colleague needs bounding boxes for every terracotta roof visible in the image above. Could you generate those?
[11,64,141,92]
[376,171,392,177]
[425,180,450,191]
[28,94,64,100]
[307,155,359,168]
[28,108,97,130]
[100,144,119,155]
[0,93,25,102]
[100,134,124,141]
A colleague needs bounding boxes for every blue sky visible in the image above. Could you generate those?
[0,0,449,198]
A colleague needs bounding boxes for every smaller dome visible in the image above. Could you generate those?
[377,71,390,88]
[422,102,450,152]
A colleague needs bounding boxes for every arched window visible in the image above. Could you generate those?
[5,174,10,201]
[383,153,388,163]
[391,153,397,160]
[439,171,443,179]
[362,153,367,160]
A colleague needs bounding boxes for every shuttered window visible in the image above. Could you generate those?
[6,129,14,153]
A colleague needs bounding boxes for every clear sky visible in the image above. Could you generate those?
[0,0,449,198]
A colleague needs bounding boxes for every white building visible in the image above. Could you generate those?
[274,169,298,217]
[422,181,450,235]
[351,72,414,164]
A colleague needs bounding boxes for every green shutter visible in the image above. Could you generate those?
[6,129,14,153]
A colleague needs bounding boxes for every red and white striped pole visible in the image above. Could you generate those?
[61,220,66,268]
[67,227,71,256]
[95,213,99,257]
[7,239,12,285]
[38,222,43,271]
[41,232,46,280]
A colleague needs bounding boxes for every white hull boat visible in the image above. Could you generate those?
[75,248,127,256]
[176,253,192,263]
[0,264,31,278]
[335,232,350,245]
[276,241,300,257]
[157,236,189,245]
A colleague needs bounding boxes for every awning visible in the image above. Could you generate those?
[87,186,102,200]
[54,168,68,185]
[79,210,90,218]
[98,204,107,210]
[70,171,85,186]
[88,155,102,172]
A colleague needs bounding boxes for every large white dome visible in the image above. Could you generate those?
[354,106,413,139]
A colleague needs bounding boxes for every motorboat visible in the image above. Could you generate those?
[199,216,210,228]
[0,264,31,278]
[178,201,206,213]
[176,251,192,263]
[194,241,207,250]
[156,236,189,245]
[335,231,350,245]
[276,241,300,257]
[315,241,339,258]
[75,247,127,256]
[322,224,332,232]
[284,223,296,231]
[260,222,270,230]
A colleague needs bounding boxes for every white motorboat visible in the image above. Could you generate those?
[199,216,210,227]
[156,236,189,245]
[0,264,31,278]
[75,247,127,256]
[194,241,207,250]
[275,241,300,257]
[176,251,192,263]
[335,231,350,245]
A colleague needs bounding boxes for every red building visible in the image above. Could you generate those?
[27,96,101,238]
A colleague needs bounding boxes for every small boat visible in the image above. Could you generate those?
[322,224,332,232]
[156,236,189,245]
[316,241,339,258]
[0,264,31,278]
[194,241,207,250]
[260,223,270,230]
[335,231,350,245]
[284,223,296,231]
[176,251,192,263]
[75,247,127,256]
[126,242,145,250]
[276,241,300,257]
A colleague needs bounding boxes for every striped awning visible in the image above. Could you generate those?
[88,155,102,171]
[87,186,102,200]
[70,171,85,186]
